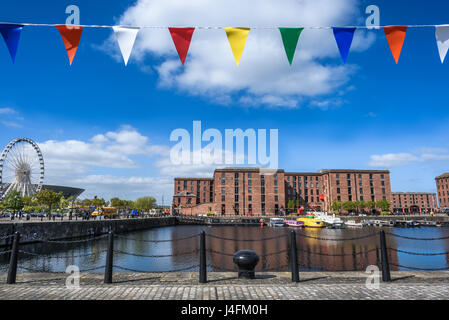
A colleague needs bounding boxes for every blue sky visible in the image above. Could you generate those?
[0,0,448,202]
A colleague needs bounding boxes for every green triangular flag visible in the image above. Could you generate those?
[279,27,304,65]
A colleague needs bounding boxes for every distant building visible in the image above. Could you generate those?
[392,192,437,214]
[436,173,449,209]
[1,184,84,199]
[172,168,392,216]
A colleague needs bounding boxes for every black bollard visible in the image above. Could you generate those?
[233,250,259,279]
[7,232,20,284]
[199,231,207,283]
[104,232,114,284]
[379,229,391,282]
[290,230,299,282]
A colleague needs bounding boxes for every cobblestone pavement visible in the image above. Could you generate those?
[0,272,448,300]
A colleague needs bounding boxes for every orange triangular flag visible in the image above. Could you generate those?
[56,25,83,65]
[384,26,407,64]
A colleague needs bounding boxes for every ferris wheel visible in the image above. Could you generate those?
[0,138,45,200]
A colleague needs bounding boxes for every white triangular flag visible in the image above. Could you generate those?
[436,26,449,63]
[113,26,140,66]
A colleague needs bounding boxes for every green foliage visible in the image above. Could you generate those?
[135,197,157,211]
[4,191,24,211]
[342,201,356,212]
[366,201,376,209]
[332,201,342,212]
[287,200,295,210]
[376,200,390,212]
[34,189,63,214]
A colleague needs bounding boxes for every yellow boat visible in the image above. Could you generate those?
[297,215,325,228]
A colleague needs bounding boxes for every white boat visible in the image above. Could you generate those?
[345,220,367,228]
[315,212,345,229]
[269,218,285,227]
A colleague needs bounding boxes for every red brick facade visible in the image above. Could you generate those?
[173,178,214,207]
[172,168,400,215]
[392,192,437,213]
[436,173,449,209]
[213,168,286,216]
[321,170,392,212]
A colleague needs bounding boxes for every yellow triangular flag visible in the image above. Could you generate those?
[225,27,250,65]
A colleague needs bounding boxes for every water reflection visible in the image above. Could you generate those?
[0,225,448,273]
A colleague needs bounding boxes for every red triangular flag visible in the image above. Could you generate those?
[168,27,195,65]
[384,26,407,64]
[56,25,83,65]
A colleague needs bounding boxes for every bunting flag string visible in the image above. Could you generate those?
[0,24,23,63]
[225,27,250,65]
[1,22,449,66]
[333,27,356,63]
[384,26,408,64]
[279,27,303,65]
[113,26,140,66]
[436,26,449,63]
[56,25,83,65]
[169,27,195,65]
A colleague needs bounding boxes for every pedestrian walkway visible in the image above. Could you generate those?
[0,272,448,300]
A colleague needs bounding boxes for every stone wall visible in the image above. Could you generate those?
[0,217,177,245]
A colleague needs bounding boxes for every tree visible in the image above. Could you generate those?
[358,200,367,213]
[135,197,157,211]
[376,200,390,212]
[35,189,63,219]
[81,198,93,206]
[332,201,342,213]
[342,201,356,213]
[92,196,106,208]
[366,201,376,214]
[4,191,24,215]
[110,197,124,208]
[287,200,295,213]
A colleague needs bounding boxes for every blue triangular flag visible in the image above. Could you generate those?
[332,27,356,63]
[0,24,23,63]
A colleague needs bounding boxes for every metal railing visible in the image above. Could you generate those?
[3,229,449,284]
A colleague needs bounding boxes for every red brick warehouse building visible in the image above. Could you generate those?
[172,168,393,216]
[436,173,449,209]
[391,192,438,214]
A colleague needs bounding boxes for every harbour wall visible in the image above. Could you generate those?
[0,217,177,246]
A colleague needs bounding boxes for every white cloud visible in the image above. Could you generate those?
[0,108,16,115]
[0,108,24,128]
[34,126,236,200]
[102,0,375,108]
[1,120,22,128]
[73,175,173,200]
[368,151,449,168]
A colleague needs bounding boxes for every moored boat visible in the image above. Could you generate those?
[285,220,305,227]
[346,220,367,228]
[315,213,345,229]
[297,214,325,228]
[269,218,285,227]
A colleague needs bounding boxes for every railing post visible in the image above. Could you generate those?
[379,229,391,282]
[199,231,207,283]
[7,232,20,284]
[104,231,114,284]
[290,230,299,282]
